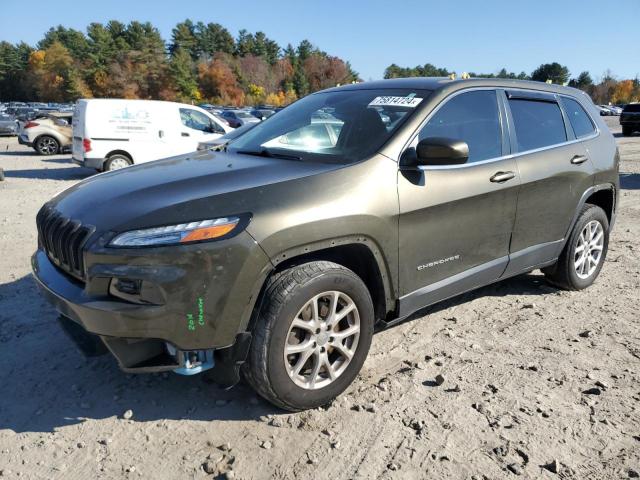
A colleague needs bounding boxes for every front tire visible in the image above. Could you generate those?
[622,126,632,137]
[243,261,374,411]
[543,204,609,290]
[35,136,60,155]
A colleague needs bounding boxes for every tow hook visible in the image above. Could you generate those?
[166,344,215,375]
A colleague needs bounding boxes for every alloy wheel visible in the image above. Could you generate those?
[38,137,57,155]
[574,220,604,279]
[284,291,360,390]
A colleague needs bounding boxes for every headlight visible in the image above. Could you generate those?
[109,217,240,247]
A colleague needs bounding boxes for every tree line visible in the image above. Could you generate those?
[2,21,638,107]
[384,62,640,104]
[0,20,359,106]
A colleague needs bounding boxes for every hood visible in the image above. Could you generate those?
[51,150,341,232]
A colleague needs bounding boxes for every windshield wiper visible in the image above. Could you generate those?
[236,148,302,161]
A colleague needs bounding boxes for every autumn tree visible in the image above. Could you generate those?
[27,41,90,102]
[303,53,354,90]
[611,80,637,104]
[198,54,244,105]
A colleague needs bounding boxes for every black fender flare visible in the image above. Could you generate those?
[237,235,396,333]
[563,183,617,246]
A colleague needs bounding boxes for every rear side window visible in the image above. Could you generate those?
[561,97,595,138]
[419,90,502,163]
[508,99,567,152]
[624,104,640,113]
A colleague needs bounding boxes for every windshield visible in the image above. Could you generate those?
[228,88,431,164]
[236,111,255,119]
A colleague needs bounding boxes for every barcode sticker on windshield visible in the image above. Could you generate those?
[368,95,423,108]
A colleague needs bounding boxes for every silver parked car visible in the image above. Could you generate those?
[0,114,19,136]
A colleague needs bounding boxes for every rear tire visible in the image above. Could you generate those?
[543,204,609,290]
[622,126,631,137]
[243,261,374,411]
[105,154,132,171]
[35,136,60,155]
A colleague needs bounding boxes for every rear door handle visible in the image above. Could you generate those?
[490,171,516,183]
[571,155,588,165]
[181,132,190,137]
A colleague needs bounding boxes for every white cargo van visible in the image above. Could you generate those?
[72,99,232,171]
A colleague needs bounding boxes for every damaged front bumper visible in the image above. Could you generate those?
[56,314,251,387]
[31,230,271,387]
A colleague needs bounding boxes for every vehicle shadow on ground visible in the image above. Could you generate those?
[0,149,39,156]
[0,275,280,435]
[2,165,94,181]
[40,157,75,164]
[620,172,640,190]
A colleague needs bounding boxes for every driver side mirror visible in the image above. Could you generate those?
[415,137,469,166]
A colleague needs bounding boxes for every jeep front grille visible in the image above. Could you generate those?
[36,204,93,281]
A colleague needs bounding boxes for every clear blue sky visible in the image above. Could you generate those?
[1,0,638,81]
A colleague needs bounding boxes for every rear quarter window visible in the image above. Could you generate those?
[508,99,567,152]
[561,97,595,138]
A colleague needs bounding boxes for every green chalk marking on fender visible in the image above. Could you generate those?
[187,313,195,331]
[198,297,205,326]
[186,297,205,331]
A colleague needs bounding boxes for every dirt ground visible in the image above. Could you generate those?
[0,116,638,480]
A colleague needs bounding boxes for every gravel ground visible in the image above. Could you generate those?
[0,117,638,480]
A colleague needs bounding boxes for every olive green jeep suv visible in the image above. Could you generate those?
[33,78,619,411]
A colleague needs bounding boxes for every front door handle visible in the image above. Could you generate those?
[571,155,588,165]
[490,171,516,183]
[181,132,190,137]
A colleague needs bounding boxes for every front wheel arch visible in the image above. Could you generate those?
[244,240,395,337]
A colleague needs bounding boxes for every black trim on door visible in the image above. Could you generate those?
[505,90,556,102]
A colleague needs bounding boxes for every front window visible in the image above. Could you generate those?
[228,88,430,164]
[418,90,502,163]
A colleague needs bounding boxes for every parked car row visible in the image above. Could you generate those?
[198,103,281,125]
[597,104,623,116]
[0,113,19,136]
[2,98,284,162]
